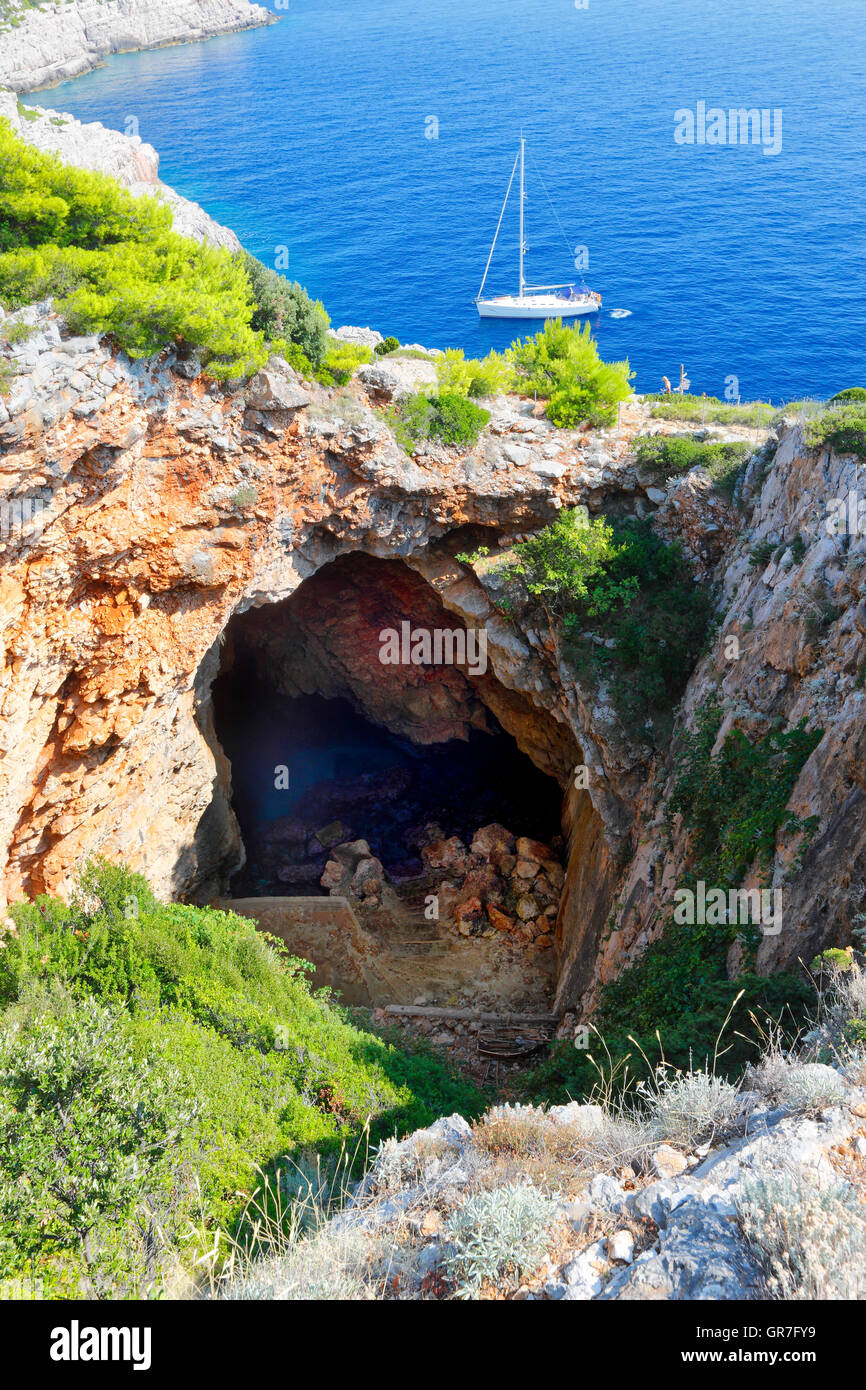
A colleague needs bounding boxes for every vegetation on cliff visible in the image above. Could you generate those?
[0,860,481,1297]
[523,702,823,1105]
[508,318,633,427]
[488,508,712,740]
[386,390,491,453]
[806,398,866,460]
[633,433,752,501]
[0,121,328,380]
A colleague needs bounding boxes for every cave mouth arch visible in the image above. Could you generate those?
[209,552,570,900]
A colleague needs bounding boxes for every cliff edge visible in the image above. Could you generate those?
[0,0,273,93]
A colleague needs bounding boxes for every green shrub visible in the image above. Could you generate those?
[508,318,632,427]
[269,338,314,378]
[428,391,490,445]
[241,254,329,367]
[435,346,515,398]
[0,993,195,1297]
[0,316,33,345]
[633,433,751,499]
[506,508,620,617]
[663,701,822,888]
[0,119,269,380]
[805,402,866,460]
[388,391,489,453]
[496,513,711,739]
[375,335,400,356]
[315,339,372,386]
[829,387,866,404]
[0,860,484,1293]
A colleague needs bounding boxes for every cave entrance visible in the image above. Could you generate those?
[212,674,563,897]
[207,552,573,1017]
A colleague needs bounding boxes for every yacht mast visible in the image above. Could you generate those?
[518,135,525,298]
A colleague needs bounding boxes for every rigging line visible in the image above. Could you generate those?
[527,147,576,263]
[477,147,520,300]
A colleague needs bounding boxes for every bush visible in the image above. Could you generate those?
[241,254,329,367]
[315,339,372,386]
[805,402,866,460]
[577,518,712,736]
[0,993,195,1297]
[441,1184,557,1297]
[497,513,711,738]
[0,860,484,1293]
[268,338,313,378]
[506,508,620,617]
[375,335,400,356]
[0,119,267,380]
[746,1056,848,1113]
[642,1067,742,1147]
[388,391,489,453]
[633,433,752,499]
[829,387,866,404]
[508,319,633,427]
[435,347,515,398]
[738,1173,866,1299]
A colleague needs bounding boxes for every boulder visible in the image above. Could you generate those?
[422,836,469,874]
[515,836,553,863]
[486,904,515,932]
[246,361,311,411]
[470,823,516,858]
[651,1144,689,1179]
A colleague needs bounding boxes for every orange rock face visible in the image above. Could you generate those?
[3,316,858,1017]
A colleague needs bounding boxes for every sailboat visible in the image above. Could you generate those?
[476,137,602,320]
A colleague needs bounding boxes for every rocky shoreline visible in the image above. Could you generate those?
[0,0,274,93]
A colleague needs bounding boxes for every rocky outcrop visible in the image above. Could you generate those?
[0,0,273,93]
[235,1057,866,1300]
[2,290,863,1015]
[588,422,866,1013]
[1,106,863,1014]
[0,300,651,919]
[0,91,241,250]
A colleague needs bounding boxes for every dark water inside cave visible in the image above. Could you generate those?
[212,668,562,897]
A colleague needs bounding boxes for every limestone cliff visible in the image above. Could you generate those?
[0,90,241,250]
[0,0,273,93]
[589,424,866,1013]
[2,108,863,1021]
[4,292,862,1015]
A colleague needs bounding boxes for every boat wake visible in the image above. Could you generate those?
[610,308,632,318]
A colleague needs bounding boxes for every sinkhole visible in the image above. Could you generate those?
[212,670,563,898]
[205,552,575,1013]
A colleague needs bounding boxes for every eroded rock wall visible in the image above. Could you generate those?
[1,303,647,927]
[585,424,866,1015]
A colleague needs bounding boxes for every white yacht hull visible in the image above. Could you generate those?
[476,293,601,319]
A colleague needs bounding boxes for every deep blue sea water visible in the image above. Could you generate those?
[22,0,866,401]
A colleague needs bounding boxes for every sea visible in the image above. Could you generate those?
[21,0,866,402]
